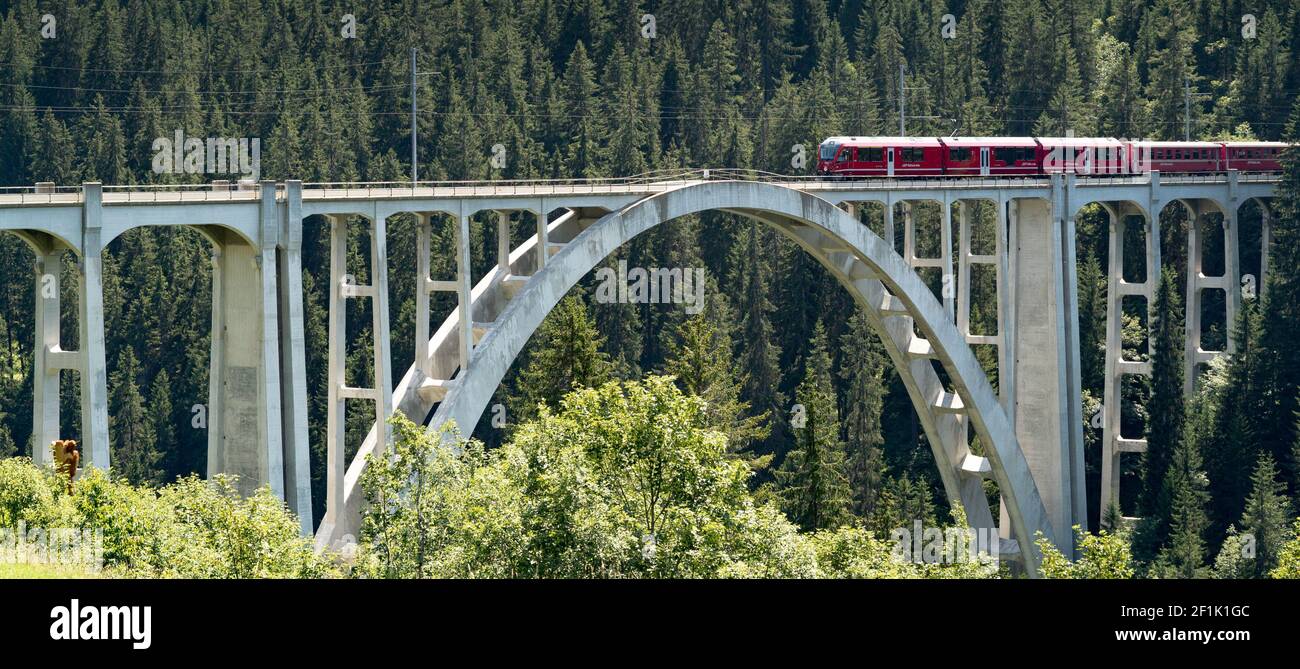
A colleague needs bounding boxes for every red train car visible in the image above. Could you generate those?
[938,137,1039,176]
[817,137,943,177]
[1129,141,1223,173]
[816,136,1288,178]
[1038,137,1129,175]
[1224,142,1287,171]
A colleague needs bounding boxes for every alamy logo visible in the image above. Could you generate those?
[594,259,706,315]
[50,599,152,650]
[152,130,260,179]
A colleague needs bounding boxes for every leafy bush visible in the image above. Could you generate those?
[1036,526,1135,579]
[0,458,332,578]
[357,376,998,579]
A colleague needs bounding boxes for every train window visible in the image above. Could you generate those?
[820,144,839,160]
[836,148,850,162]
[995,147,1028,163]
[861,147,883,162]
[949,147,971,162]
[901,148,924,161]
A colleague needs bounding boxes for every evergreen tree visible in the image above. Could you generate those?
[838,310,887,519]
[109,348,161,486]
[1205,300,1263,536]
[728,225,785,451]
[148,370,176,483]
[511,295,612,424]
[775,322,852,531]
[1141,267,1184,517]
[1236,453,1293,578]
[1154,436,1210,578]
[663,309,770,467]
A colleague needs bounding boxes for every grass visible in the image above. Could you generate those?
[0,562,104,579]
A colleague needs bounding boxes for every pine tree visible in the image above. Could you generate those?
[1155,436,1211,578]
[1255,122,1300,492]
[561,42,606,178]
[1141,267,1184,517]
[511,295,612,424]
[775,322,852,531]
[1205,300,1263,535]
[728,225,785,452]
[1237,453,1293,578]
[838,310,887,519]
[109,348,161,486]
[663,308,770,467]
[1077,253,1107,393]
[148,370,175,483]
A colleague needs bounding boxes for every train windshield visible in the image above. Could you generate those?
[819,142,839,160]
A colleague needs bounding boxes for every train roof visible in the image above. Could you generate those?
[1035,136,1125,147]
[939,136,1038,147]
[1222,141,1290,147]
[822,136,942,146]
[1129,140,1223,147]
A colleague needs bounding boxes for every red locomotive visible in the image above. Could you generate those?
[816,136,1288,178]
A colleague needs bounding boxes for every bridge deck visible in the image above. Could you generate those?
[0,170,1277,206]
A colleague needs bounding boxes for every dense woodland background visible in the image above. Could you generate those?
[3,0,1300,576]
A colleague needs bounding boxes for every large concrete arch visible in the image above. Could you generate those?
[322,180,1057,574]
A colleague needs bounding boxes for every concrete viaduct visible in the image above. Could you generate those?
[0,170,1279,575]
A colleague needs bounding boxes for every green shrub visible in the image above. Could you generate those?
[0,458,332,578]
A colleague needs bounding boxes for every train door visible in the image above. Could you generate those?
[980,147,990,176]
[887,148,895,177]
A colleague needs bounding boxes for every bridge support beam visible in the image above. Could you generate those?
[278,181,313,533]
[32,251,65,466]
[318,212,393,546]
[1099,202,1158,523]
[78,184,110,471]
[1184,199,1238,395]
[1009,193,1086,553]
[206,183,286,503]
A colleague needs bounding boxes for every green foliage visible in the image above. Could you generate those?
[510,294,612,425]
[1037,526,1136,579]
[356,379,993,578]
[1141,266,1184,518]
[662,311,771,467]
[1272,519,1300,578]
[0,458,330,578]
[1235,454,1293,578]
[775,322,852,531]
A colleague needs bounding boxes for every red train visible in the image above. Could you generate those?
[816,136,1288,178]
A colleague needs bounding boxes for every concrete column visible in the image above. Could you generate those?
[1224,203,1241,354]
[1260,202,1271,301]
[1184,203,1203,396]
[323,215,348,534]
[205,237,285,498]
[278,181,312,533]
[456,208,473,372]
[1010,194,1084,552]
[535,209,549,269]
[1100,205,1125,520]
[941,198,955,320]
[883,198,895,253]
[32,252,62,465]
[957,201,972,336]
[78,183,110,470]
[415,213,433,378]
[1057,178,1087,535]
[495,210,511,275]
[995,196,1012,413]
[369,216,394,449]
[903,201,915,266]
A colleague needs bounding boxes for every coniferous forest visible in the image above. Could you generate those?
[3,0,1300,580]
